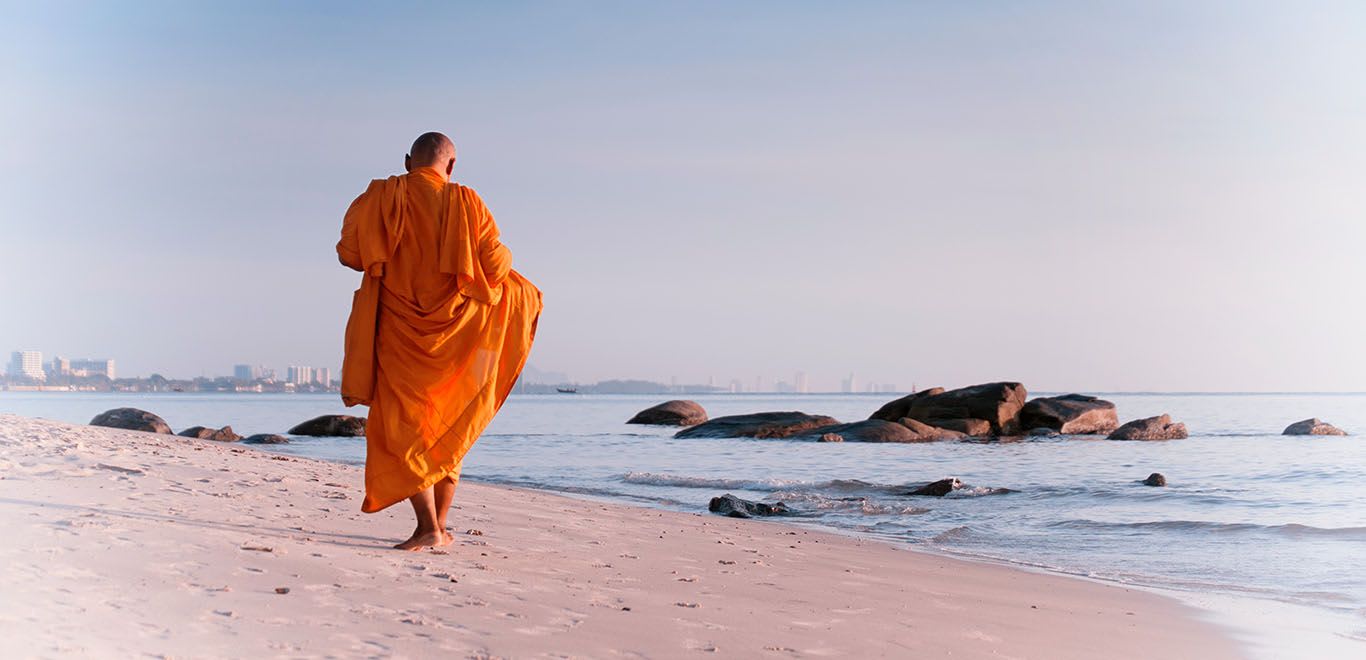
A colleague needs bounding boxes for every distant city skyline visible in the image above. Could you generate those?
[4,3,1365,392]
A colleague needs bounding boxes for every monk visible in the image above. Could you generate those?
[336,132,542,551]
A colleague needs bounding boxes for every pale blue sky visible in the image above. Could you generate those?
[3,1,1364,391]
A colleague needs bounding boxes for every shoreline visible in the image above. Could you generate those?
[1,414,1244,658]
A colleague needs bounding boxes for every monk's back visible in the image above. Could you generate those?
[383,168,461,313]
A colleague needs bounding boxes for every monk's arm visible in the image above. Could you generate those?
[336,189,369,271]
[474,193,513,284]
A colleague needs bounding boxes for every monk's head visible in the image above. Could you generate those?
[405,132,456,178]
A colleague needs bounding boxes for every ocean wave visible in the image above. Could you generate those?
[1048,519,1366,539]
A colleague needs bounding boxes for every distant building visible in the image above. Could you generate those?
[70,358,115,379]
[314,367,331,387]
[287,365,313,385]
[233,364,257,381]
[48,355,71,377]
[794,371,809,394]
[8,351,44,380]
[841,373,857,394]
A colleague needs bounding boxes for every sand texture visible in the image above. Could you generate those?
[0,414,1243,658]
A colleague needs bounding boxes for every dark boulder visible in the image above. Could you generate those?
[905,478,962,497]
[1282,419,1347,436]
[868,388,945,422]
[902,382,1028,435]
[89,408,172,434]
[178,425,243,442]
[627,400,708,426]
[897,418,968,441]
[1027,427,1060,437]
[805,420,934,443]
[675,412,839,439]
[288,415,366,437]
[1143,473,1167,487]
[243,433,290,445]
[922,418,992,437]
[1108,415,1188,441]
[708,493,789,518]
[1018,394,1119,435]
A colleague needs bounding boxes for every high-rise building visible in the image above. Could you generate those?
[8,351,44,380]
[840,373,857,394]
[287,365,313,385]
[48,356,71,377]
[69,358,115,379]
[794,371,809,394]
[314,367,332,387]
[233,364,257,381]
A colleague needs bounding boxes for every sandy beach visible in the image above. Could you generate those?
[0,413,1242,658]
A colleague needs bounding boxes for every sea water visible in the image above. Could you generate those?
[4,391,1364,655]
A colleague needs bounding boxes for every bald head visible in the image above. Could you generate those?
[405,132,456,176]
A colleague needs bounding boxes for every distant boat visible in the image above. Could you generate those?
[556,387,578,394]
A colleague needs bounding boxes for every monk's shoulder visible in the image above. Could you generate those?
[449,182,490,210]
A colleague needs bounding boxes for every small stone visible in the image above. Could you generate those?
[274,587,290,595]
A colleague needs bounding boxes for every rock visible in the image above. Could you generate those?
[818,433,844,443]
[627,400,708,426]
[675,412,839,439]
[905,478,962,497]
[1027,427,1060,437]
[901,382,1028,435]
[1018,394,1119,435]
[708,493,789,518]
[1108,415,1188,441]
[1143,473,1167,487]
[897,418,968,441]
[1282,418,1347,436]
[868,388,946,422]
[288,415,366,437]
[923,418,992,437]
[243,433,290,445]
[178,425,243,442]
[804,420,934,443]
[89,408,172,434]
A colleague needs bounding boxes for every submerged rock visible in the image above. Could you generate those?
[627,400,708,426]
[178,425,243,442]
[675,412,839,439]
[1027,427,1060,437]
[905,478,963,497]
[1018,394,1119,435]
[89,408,172,434]
[900,382,1028,435]
[867,388,945,422]
[243,433,290,445]
[818,433,843,443]
[1108,414,1188,441]
[1282,418,1347,436]
[1143,473,1167,487]
[708,493,789,518]
[288,415,366,437]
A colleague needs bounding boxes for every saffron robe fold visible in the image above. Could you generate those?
[337,167,542,513]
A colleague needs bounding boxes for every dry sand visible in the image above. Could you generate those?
[0,414,1244,658]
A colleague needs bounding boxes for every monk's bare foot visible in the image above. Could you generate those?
[394,529,445,551]
[441,530,454,546]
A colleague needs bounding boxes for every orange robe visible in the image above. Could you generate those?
[336,167,542,513]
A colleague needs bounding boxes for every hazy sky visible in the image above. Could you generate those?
[3,1,1364,391]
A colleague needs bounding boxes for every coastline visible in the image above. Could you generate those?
[0,414,1243,658]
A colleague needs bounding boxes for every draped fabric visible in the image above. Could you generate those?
[337,167,541,513]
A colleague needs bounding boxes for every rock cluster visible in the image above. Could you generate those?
[1018,394,1119,435]
[627,400,708,426]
